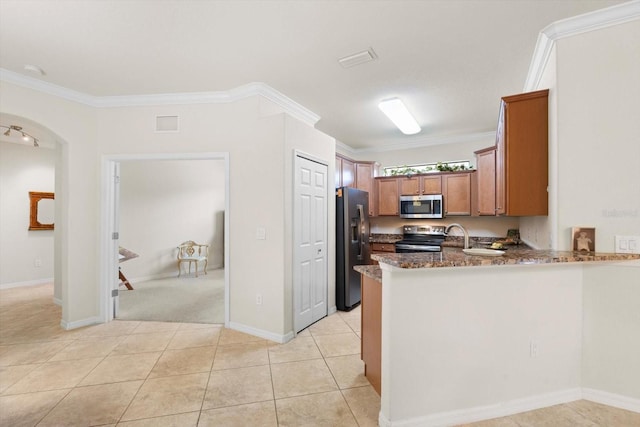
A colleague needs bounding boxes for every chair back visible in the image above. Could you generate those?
[177,240,208,259]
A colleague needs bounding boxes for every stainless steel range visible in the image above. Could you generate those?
[394,225,446,253]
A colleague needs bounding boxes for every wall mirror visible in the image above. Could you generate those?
[29,191,55,230]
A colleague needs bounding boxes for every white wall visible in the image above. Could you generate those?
[0,141,55,287]
[582,262,640,401]
[380,263,584,423]
[0,81,334,340]
[521,20,640,252]
[119,159,225,280]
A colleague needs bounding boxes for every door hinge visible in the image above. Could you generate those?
[114,175,120,184]
[112,232,119,240]
[111,289,119,297]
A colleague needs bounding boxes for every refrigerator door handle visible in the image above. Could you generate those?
[356,204,365,260]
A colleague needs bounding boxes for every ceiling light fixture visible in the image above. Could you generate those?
[378,98,421,135]
[0,125,39,147]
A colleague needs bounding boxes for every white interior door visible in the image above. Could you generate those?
[293,154,328,333]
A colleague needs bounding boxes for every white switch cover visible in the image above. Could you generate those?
[615,236,640,254]
[256,227,266,240]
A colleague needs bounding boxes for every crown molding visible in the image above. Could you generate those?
[0,68,96,105]
[349,131,496,154]
[335,140,357,157]
[524,0,640,91]
[0,69,320,126]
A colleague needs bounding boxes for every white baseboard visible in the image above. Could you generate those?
[53,297,62,306]
[228,321,293,344]
[378,388,582,427]
[60,316,101,330]
[582,388,640,413]
[328,305,337,315]
[0,278,54,290]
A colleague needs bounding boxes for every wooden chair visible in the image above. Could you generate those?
[176,240,209,277]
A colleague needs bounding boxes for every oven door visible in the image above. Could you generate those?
[394,243,442,253]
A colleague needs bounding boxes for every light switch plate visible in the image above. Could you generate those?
[256,227,266,240]
[615,235,640,254]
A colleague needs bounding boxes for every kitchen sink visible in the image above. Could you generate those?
[463,248,505,256]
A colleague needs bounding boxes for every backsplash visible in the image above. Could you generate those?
[370,215,520,238]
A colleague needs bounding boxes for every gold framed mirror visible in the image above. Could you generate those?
[29,191,54,230]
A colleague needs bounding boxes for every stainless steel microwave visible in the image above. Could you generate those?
[399,194,444,219]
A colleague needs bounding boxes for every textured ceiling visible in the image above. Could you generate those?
[0,0,625,151]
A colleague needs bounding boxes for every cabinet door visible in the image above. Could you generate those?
[400,177,420,195]
[361,274,382,395]
[495,101,506,215]
[496,89,549,216]
[475,147,496,215]
[356,163,376,216]
[335,156,343,188]
[376,178,399,216]
[342,158,355,188]
[443,173,471,216]
[421,176,442,194]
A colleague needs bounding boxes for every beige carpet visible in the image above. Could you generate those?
[117,269,224,324]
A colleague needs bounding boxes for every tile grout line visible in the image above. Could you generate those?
[112,321,181,425]
[195,325,223,424]
[266,336,281,426]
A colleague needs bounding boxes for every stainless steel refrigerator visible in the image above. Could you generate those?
[336,187,370,311]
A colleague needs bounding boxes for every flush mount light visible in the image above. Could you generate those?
[378,98,421,135]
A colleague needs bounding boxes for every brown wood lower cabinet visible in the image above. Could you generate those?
[370,242,395,265]
[361,274,381,395]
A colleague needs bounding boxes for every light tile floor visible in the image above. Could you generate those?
[0,284,378,426]
[1,284,639,426]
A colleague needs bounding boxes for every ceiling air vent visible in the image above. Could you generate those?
[338,48,377,68]
[155,115,179,132]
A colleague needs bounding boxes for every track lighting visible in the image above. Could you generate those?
[0,124,39,147]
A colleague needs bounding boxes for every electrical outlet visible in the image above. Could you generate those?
[256,227,266,240]
[530,340,538,358]
[615,236,640,254]
[256,294,262,305]
[34,258,42,268]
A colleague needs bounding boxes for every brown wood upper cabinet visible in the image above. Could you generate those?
[495,89,549,216]
[474,146,497,216]
[442,172,472,216]
[376,177,400,216]
[399,175,442,195]
[335,155,355,188]
[336,154,379,216]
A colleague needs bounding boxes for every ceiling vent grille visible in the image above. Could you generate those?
[155,115,179,132]
[338,48,377,68]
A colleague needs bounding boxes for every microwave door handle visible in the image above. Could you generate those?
[356,204,364,260]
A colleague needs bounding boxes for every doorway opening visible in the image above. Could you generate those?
[101,153,230,327]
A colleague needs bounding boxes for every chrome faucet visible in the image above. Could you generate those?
[445,223,470,249]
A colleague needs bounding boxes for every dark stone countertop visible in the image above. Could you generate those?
[370,247,640,269]
[354,265,382,282]
[369,234,403,244]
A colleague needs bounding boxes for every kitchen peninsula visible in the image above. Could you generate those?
[356,248,640,426]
